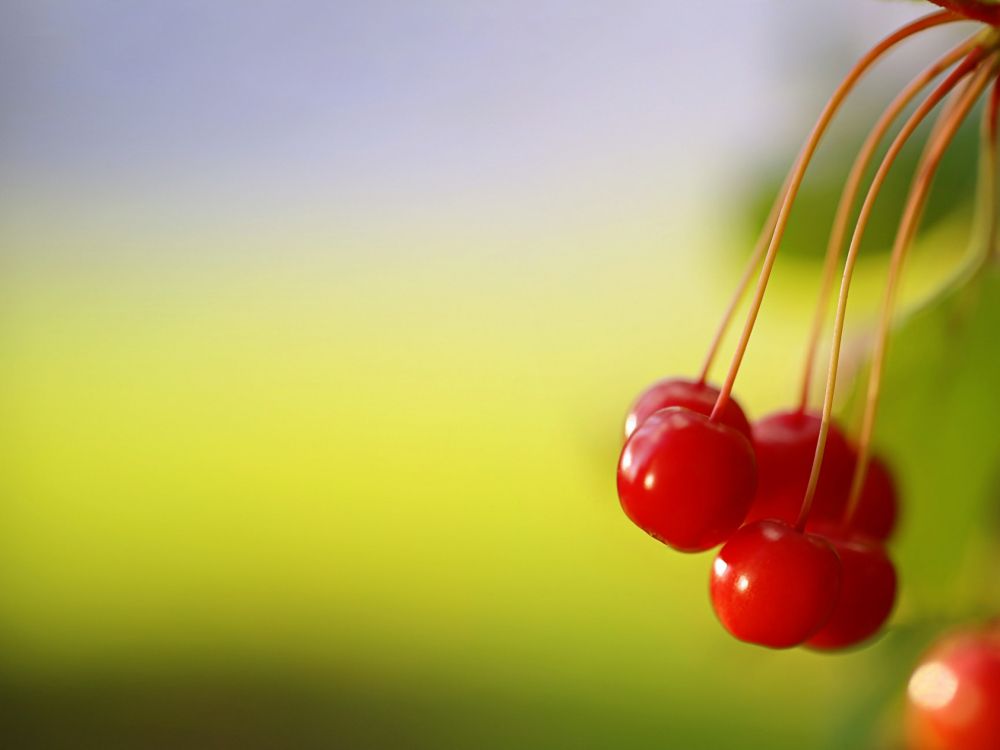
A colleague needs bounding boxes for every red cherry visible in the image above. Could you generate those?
[624,377,752,441]
[906,626,1000,750]
[805,531,896,651]
[710,519,842,648]
[745,410,855,528]
[928,1,1000,25]
[849,456,899,541]
[618,406,756,553]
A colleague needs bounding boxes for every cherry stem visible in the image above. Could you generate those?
[697,180,787,384]
[843,55,999,528]
[708,10,960,421]
[795,48,991,533]
[985,75,1000,260]
[942,63,1000,280]
[796,35,982,412]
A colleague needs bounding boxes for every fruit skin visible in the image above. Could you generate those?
[624,377,752,441]
[928,0,1000,26]
[906,626,1000,750]
[710,519,842,648]
[805,530,896,651]
[850,456,899,541]
[618,407,757,553]
[744,410,855,528]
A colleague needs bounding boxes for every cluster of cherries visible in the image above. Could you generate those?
[619,380,897,650]
[614,5,1000,745]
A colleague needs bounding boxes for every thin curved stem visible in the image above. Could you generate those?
[698,181,786,383]
[985,75,1000,260]
[844,57,999,526]
[709,10,960,421]
[796,34,982,412]
[794,49,989,532]
[897,70,997,301]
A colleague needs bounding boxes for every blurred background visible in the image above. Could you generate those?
[1,1,995,747]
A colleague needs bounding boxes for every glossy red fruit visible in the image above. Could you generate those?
[745,410,855,528]
[928,1,1000,25]
[906,626,1000,750]
[849,456,899,541]
[624,377,752,441]
[710,519,842,648]
[805,531,896,651]
[618,406,756,552]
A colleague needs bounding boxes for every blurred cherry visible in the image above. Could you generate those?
[849,455,899,541]
[906,625,1000,750]
[745,410,855,528]
[805,529,896,651]
[624,377,752,441]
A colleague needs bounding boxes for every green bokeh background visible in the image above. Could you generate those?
[1,1,997,747]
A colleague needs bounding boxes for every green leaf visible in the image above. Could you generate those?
[740,116,979,262]
[853,265,1000,614]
